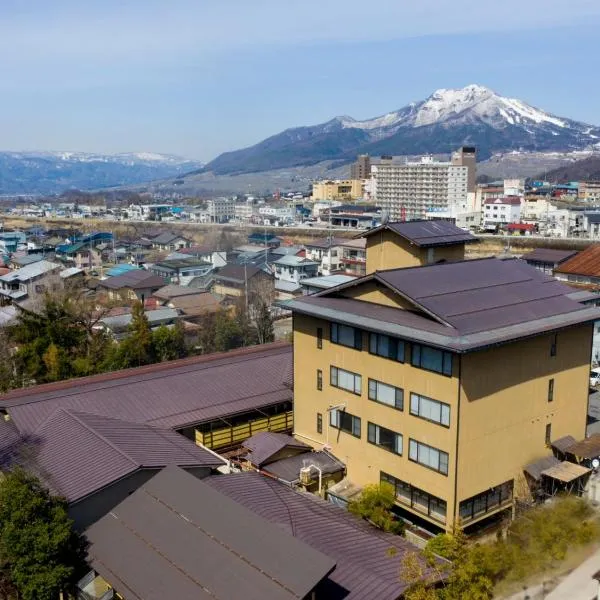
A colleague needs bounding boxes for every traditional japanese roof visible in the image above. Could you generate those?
[85,466,335,600]
[358,220,477,247]
[522,248,578,265]
[0,343,293,434]
[555,245,600,277]
[150,232,190,245]
[243,432,310,468]
[285,258,600,353]
[97,270,165,290]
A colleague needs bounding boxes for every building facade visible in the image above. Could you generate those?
[374,155,470,221]
[286,229,597,533]
[350,154,372,181]
[206,198,236,223]
[311,180,364,202]
[483,197,522,230]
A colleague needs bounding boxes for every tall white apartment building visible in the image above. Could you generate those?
[374,150,472,221]
[206,198,236,223]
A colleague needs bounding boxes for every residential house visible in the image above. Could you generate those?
[56,241,106,271]
[522,249,579,275]
[82,467,337,600]
[320,204,380,229]
[300,274,357,296]
[579,182,600,203]
[148,258,213,284]
[483,197,522,230]
[361,220,477,273]
[168,246,227,269]
[0,231,26,253]
[212,264,274,301]
[248,232,281,248]
[338,238,367,277]
[149,232,192,252]
[273,255,319,297]
[304,238,345,276]
[0,342,293,457]
[158,290,221,323]
[96,270,166,302]
[578,213,600,239]
[285,248,599,532]
[554,245,600,286]
[0,260,63,306]
[97,308,180,340]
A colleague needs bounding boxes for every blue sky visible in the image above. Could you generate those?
[1,0,600,161]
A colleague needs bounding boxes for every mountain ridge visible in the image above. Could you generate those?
[200,85,600,176]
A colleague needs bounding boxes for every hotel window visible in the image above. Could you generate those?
[548,379,554,402]
[330,322,362,350]
[381,472,447,524]
[317,369,323,391]
[368,379,404,410]
[369,333,405,362]
[550,333,557,357]
[317,327,323,349]
[317,412,323,434]
[459,481,514,524]
[411,344,452,376]
[409,439,449,475]
[368,423,403,455]
[329,409,361,437]
[410,393,450,427]
[330,366,362,395]
[545,423,552,445]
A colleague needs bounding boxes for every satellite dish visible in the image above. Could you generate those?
[592,458,600,470]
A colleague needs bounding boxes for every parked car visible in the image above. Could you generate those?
[590,368,600,387]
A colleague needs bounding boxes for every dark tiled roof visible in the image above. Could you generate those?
[360,220,476,247]
[243,432,309,468]
[153,284,203,300]
[303,237,348,249]
[0,343,293,434]
[169,293,220,317]
[562,433,600,459]
[551,435,578,453]
[206,472,443,600]
[26,409,224,502]
[523,248,578,265]
[484,196,521,205]
[150,232,189,245]
[524,455,560,480]
[214,263,265,284]
[262,451,345,484]
[555,245,600,277]
[287,258,600,352]
[97,270,166,290]
[85,466,336,600]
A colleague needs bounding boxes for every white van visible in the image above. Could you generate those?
[590,368,600,387]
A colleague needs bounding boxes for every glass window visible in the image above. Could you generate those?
[368,379,403,410]
[550,333,557,357]
[545,423,552,445]
[411,344,452,376]
[317,369,323,391]
[317,413,323,434]
[409,439,449,475]
[410,393,450,427]
[330,409,361,437]
[331,323,362,350]
[330,366,362,395]
[369,333,405,362]
[459,480,514,523]
[368,422,403,455]
[317,327,323,349]
[548,378,554,402]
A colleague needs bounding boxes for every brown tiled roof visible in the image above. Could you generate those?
[563,433,600,459]
[214,264,266,284]
[207,472,445,600]
[85,466,336,600]
[97,270,165,290]
[0,343,293,434]
[287,258,600,352]
[359,220,477,247]
[554,244,600,277]
[523,248,578,265]
[153,284,205,300]
[24,409,224,503]
[484,196,521,206]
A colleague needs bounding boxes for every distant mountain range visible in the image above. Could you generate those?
[539,156,600,183]
[200,85,600,176]
[0,151,204,195]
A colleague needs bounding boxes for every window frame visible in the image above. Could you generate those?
[329,408,361,438]
[409,393,450,427]
[316,369,323,391]
[330,366,362,395]
[330,322,362,350]
[411,343,453,377]
[548,378,554,402]
[368,422,403,455]
[545,423,552,445]
[408,439,449,475]
[368,332,405,363]
[368,378,404,410]
[316,327,323,349]
[317,412,323,434]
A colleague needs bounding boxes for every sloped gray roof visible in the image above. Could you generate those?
[97,269,165,290]
[0,343,293,434]
[523,248,578,265]
[360,220,477,247]
[262,451,345,483]
[150,232,189,245]
[153,284,203,300]
[524,455,561,481]
[207,472,444,600]
[243,432,310,468]
[85,466,335,600]
[0,260,61,283]
[26,409,224,502]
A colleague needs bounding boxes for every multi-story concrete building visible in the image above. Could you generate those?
[483,197,522,230]
[350,154,371,181]
[579,182,600,203]
[311,180,364,202]
[206,198,236,223]
[286,221,598,533]
[374,152,471,221]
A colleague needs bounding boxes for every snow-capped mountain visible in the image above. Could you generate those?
[0,151,203,195]
[204,84,600,175]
